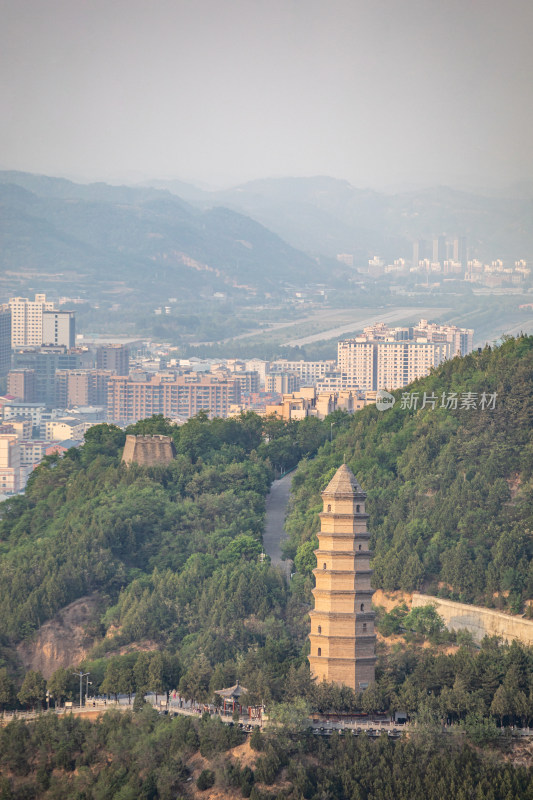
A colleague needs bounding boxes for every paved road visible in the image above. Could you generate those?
[263,472,294,578]
[282,307,451,346]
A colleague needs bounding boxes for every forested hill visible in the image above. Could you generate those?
[285,336,533,611]
[0,412,330,655]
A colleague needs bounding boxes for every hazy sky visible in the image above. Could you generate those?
[1,0,532,190]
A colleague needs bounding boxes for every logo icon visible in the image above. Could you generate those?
[376,390,396,412]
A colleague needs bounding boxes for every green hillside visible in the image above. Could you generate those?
[0,412,335,700]
[3,342,533,798]
[0,171,328,300]
[285,335,533,611]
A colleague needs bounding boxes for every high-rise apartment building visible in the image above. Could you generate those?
[55,369,113,408]
[452,236,468,268]
[265,373,300,394]
[7,369,36,402]
[376,340,448,390]
[96,344,130,376]
[338,339,448,391]
[227,371,260,394]
[412,319,473,357]
[0,305,11,378]
[337,341,376,391]
[42,310,76,348]
[338,319,473,391]
[0,434,22,494]
[9,294,55,347]
[12,347,82,406]
[432,235,447,265]
[107,375,240,424]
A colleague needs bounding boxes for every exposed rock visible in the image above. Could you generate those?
[16,595,101,679]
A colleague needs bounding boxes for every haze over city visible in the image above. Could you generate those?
[1,0,532,191]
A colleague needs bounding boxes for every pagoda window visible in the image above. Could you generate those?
[327,504,331,512]
[356,504,360,512]
[323,563,327,570]
[363,623,367,632]
[318,648,322,656]
[358,544,362,551]
[318,625,322,634]
[360,603,365,612]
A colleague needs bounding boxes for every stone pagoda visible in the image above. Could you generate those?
[308,464,376,690]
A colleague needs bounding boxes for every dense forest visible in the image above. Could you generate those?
[1,337,533,796]
[0,411,333,697]
[285,335,533,610]
[1,705,533,800]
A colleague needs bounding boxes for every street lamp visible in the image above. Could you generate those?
[86,676,92,702]
[73,672,90,709]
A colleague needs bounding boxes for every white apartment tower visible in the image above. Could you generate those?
[338,319,473,392]
[9,294,55,347]
[42,310,76,348]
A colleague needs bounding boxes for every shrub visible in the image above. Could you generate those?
[196,769,215,791]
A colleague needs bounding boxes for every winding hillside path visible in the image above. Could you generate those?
[263,472,294,578]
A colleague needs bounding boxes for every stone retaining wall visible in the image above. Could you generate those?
[412,593,533,645]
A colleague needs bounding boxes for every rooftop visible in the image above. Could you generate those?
[322,464,366,498]
[214,681,248,699]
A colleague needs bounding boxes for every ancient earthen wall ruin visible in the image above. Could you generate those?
[122,434,176,466]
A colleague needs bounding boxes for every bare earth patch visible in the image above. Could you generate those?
[16,595,102,678]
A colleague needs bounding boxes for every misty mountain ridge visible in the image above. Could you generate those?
[1,170,531,309]
[145,175,533,263]
[0,171,330,301]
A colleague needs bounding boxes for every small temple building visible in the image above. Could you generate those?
[308,464,376,690]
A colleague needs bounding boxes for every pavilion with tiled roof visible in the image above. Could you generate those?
[214,681,249,713]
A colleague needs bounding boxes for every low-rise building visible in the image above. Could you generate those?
[265,388,359,420]
[19,440,52,467]
[3,402,48,431]
[45,418,88,441]
[0,418,33,439]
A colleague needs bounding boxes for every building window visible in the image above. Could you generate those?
[318,625,322,634]
[323,563,326,570]
[318,648,322,656]
[360,603,365,612]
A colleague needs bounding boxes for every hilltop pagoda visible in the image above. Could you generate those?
[308,464,376,690]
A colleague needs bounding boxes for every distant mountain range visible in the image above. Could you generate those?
[1,171,531,307]
[146,175,533,263]
[0,171,330,302]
